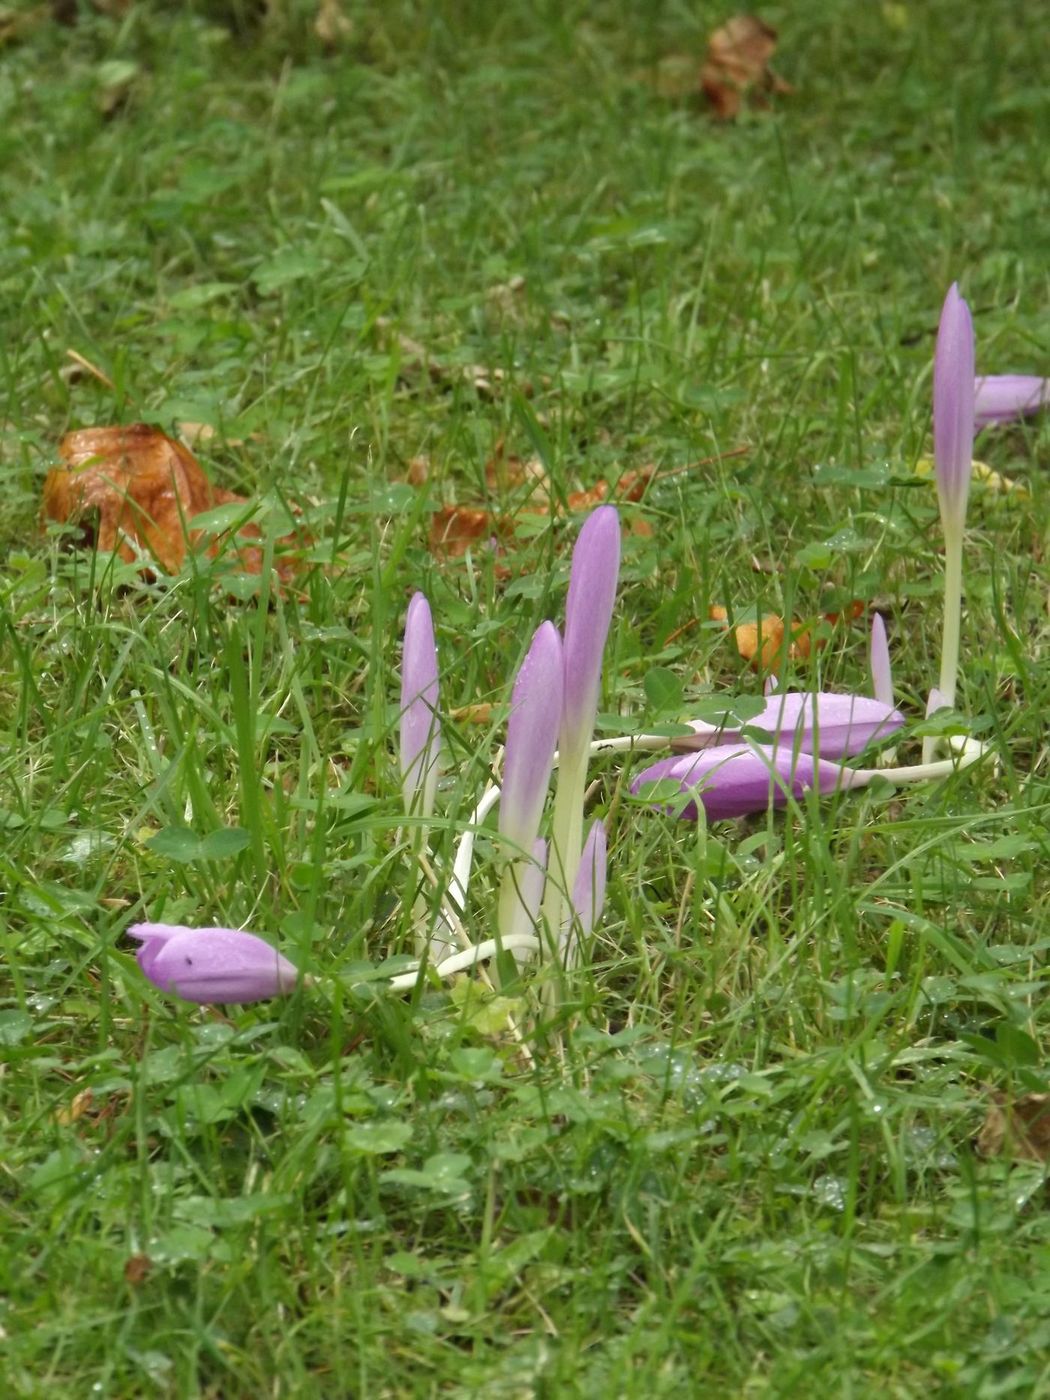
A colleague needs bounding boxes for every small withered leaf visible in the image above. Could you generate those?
[42,423,300,581]
[700,14,791,120]
[978,1092,1050,1163]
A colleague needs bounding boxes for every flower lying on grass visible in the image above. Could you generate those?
[974,375,1049,428]
[671,690,903,761]
[631,740,985,823]
[130,923,299,1004]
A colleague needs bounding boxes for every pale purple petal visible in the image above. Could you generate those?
[933,284,975,530]
[974,375,1049,428]
[128,922,185,981]
[570,820,607,938]
[129,923,299,1004]
[562,506,620,754]
[631,744,867,820]
[870,615,893,710]
[673,692,903,760]
[500,622,563,853]
[400,592,440,817]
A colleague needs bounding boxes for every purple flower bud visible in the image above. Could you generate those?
[570,820,607,938]
[674,692,903,761]
[631,744,866,821]
[869,615,893,710]
[562,506,620,755]
[129,923,299,1004]
[974,375,1049,428]
[934,284,976,531]
[500,621,563,853]
[400,592,440,817]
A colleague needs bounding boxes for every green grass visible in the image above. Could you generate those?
[1,1,1049,1394]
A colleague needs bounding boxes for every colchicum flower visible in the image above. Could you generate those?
[974,375,1049,428]
[632,745,865,821]
[499,623,563,955]
[499,622,564,855]
[672,692,903,761]
[633,741,985,823]
[129,923,299,1004]
[929,283,975,762]
[563,820,607,965]
[545,505,620,947]
[400,592,441,819]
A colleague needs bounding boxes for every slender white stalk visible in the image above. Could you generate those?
[387,933,542,990]
[924,527,965,763]
[441,734,670,935]
[541,744,587,954]
[866,739,987,785]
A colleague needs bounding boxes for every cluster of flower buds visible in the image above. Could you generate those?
[127,282,1037,1010]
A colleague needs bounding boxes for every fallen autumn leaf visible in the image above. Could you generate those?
[42,423,299,580]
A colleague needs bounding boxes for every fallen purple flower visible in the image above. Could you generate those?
[673,692,903,761]
[975,375,1049,428]
[631,744,866,821]
[129,923,300,1004]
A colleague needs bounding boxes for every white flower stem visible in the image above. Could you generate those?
[387,934,542,990]
[925,524,964,763]
[865,736,987,785]
[541,743,587,957]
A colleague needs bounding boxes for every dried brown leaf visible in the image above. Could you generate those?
[700,14,790,120]
[314,0,352,47]
[450,703,494,725]
[55,1089,93,1126]
[978,1092,1050,1163]
[43,423,300,580]
[429,505,504,560]
[124,1255,153,1286]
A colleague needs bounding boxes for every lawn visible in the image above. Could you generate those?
[1,2,1048,1395]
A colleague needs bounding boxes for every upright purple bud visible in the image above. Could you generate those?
[500,622,563,854]
[129,923,299,1004]
[562,506,620,755]
[974,375,1049,428]
[570,820,607,939]
[933,284,976,532]
[870,614,893,710]
[400,592,440,818]
[632,744,865,821]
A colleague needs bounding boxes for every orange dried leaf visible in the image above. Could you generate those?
[977,1093,1050,1162]
[450,703,494,724]
[429,505,502,559]
[42,423,298,579]
[565,481,613,512]
[700,15,790,120]
[124,1255,153,1286]
[405,455,430,487]
[55,1088,93,1126]
[484,440,551,504]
